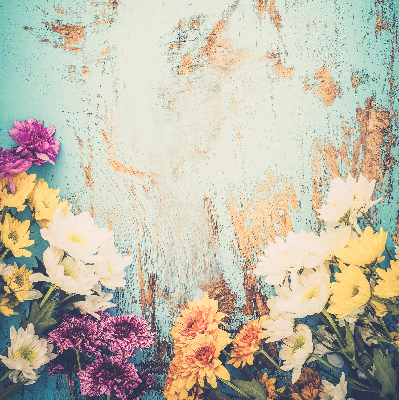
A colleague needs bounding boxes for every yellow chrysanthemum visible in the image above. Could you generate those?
[28,178,69,228]
[228,316,268,368]
[0,172,36,212]
[370,299,388,317]
[290,368,321,400]
[177,334,231,391]
[0,214,34,258]
[4,264,35,302]
[256,371,285,399]
[335,227,387,267]
[373,260,399,299]
[328,264,370,318]
[390,324,399,347]
[0,294,20,316]
[171,293,228,350]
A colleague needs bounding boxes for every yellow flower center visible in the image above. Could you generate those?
[14,346,36,363]
[13,274,25,287]
[8,231,19,244]
[302,286,320,302]
[67,232,86,246]
[102,262,114,281]
[292,335,306,354]
[63,265,77,280]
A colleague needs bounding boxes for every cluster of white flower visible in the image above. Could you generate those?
[30,208,131,318]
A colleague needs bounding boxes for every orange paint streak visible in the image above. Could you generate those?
[50,23,86,52]
[178,53,194,75]
[204,196,220,242]
[254,0,282,32]
[54,8,65,14]
[82,66,90,74]
[99,41,111,56]
[83,163,94,188]
[272,60,293,79]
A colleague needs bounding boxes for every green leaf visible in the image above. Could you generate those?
[35,317,57,332]
[0,379,27,400]
[343,321,355,359]
[373,348,397,400]
[232,378,267,400]
[207,389,234,400]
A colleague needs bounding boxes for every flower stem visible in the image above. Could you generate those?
[217,377,252,399]
[106,396,110,400]
[65,374,72,400]
[321,309,345,348]
[310,353,340,374]
[74,348,82,371]
[58,293,78,306]
[0,249,9,262]
[40,284,56,308]
[0,370,12,382]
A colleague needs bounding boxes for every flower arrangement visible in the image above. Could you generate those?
[0,118,155,399]
[164,174,399,400]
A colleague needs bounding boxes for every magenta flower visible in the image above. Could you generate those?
[107,315,154,358]
[9,118,60,165]
[78,355,140,399]
[128,370,156,400]
[0,147,31,193]
[47,313,113,356]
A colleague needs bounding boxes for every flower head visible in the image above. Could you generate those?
[0,294,20,316]
[0,172,36,212]
[47,347,88,382]
[28,178,69,228]
[319,372,350,400]
[9,118,60,166]
[78,355,140,399]
[0,213,34,257]
[228,316,268,368]
[373,260,399,299]
[335,226,387,267]
[328,264,371,319]
[289,368,321,400]
[280,324,313,384]
[0,147,32,193]
[107,314,154,358]
[129,370,156,400]
[41,208,113,263]
[256,372,285,399]
[0,323,57,381]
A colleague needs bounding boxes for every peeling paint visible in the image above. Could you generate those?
[50,23,86,52]
[254,0,282,33]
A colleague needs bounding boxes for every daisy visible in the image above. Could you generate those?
[0,172,36,212]
[373,259,399,298]
[279,324,313,384]
[319,372,353,400]
[30,246,99,295]
[40,208,113,263]
[316,225,351,262]
[0,324,57,381]
[316,174,380,226]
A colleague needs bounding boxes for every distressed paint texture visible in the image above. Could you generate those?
[0,0,398,398]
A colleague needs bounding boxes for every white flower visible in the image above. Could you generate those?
[90,235,132,289]
[273,267,331,318]
[74,282,116,319]
[395,245,399,260]
[317,174,381,226]
[0,324,57,382]
[0,261,15,278]
[30,247,99,295]
[254,230,323,287]
[41,208,113,263]
[319,373,352,400]
[279,324,313,383]
[316,225,351,262]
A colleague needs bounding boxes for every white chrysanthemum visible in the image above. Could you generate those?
[40,208,113,263]
[0,324,57,382]
[279,324,313,383]
[74,282,116,319]
[254,230,324,287]
[317,174,380,225]
[90,235,132,289]
[319,373,353,400]
[316,225,352,262]
[0,261,15,278]
[30,247,99,295]
[273,267,331,318]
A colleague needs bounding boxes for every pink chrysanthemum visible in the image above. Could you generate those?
[78,355,141,399]
[129,370,156,400]
[0,147,31,193]
[47,313,113,356]
[108,315,154,358]
[9,118,60,166]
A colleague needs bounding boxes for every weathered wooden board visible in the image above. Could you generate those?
[0,0,398,398]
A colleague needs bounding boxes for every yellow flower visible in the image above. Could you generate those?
[28,178,69,228]
[0,214,34,258]
[328,264,370,318]
[0,173,36,212]
[390,324,399,346]
[178,334,231,391]
[373,260,399,299]
[370,299,388,317]
[289,368,321,400]
[171,293,228,351]
[256,371,285,399]
[335,227,387,267]
[0,294,20,316]
[4,264,36,302]
[228,316,268,368]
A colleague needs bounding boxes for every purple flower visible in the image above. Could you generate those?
[9,118,60,165]
[48,313,113,356]
[107,315,154,358]
[128,370,156,400]
[0,147,31,193]
[78,355,140,399]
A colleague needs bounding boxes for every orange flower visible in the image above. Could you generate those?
[289,368,320,400]
[228,316,268,368]
[171,293,227,350]
[256,371,285,399]
[178,334,231,391]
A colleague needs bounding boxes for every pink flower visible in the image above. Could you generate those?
[0,147,31,193]
[9,118,60,165]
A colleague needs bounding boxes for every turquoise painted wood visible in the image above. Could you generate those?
[0,0,398,398]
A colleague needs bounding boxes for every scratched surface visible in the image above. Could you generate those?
[0,0,398,398]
